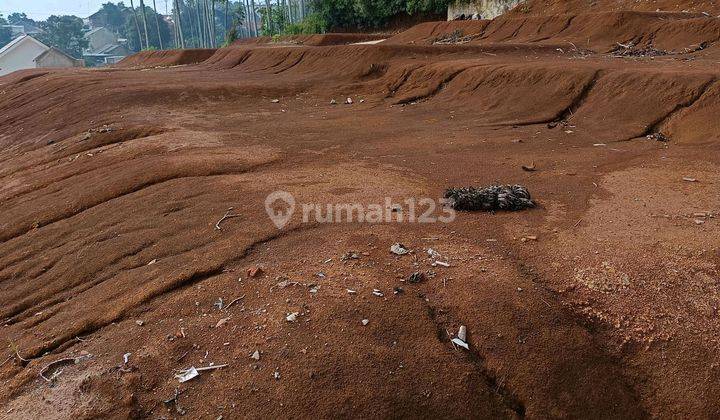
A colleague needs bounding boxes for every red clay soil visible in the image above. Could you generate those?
[116,48,218,68]
[234,33,388,46]
[510,0,720,16]
[385,11,720,52]
[1,6,720,420]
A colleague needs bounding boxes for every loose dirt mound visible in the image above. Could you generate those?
[2,4,720,419]
[510,0,720,16]
[116,48,218,68]
[383,20,491,44]
[234,33,387,46]
[386,11,720,52]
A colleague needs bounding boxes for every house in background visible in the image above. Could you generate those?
[85,27,117,52]
[1,22,42,38]
[0,35,83,76]
[83,27,130,66]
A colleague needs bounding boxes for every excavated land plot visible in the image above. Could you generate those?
[1,8,720,419]
[234,33,389,47]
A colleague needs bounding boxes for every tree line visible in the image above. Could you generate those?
[2,0,458,56]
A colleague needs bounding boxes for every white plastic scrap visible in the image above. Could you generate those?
[174,365,228,383]
[391,243,410,255]
[451,338,469,350]
[427,248,441,259]
[428,248,449,266]
[286,312,299,322]
[458,325,467,342]
[175,367,199,383]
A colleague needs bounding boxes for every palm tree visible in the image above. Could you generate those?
[245,0,253,37]
[195,0,204,47]
[264,0,272,35]
[250,0,258,36]
[211,0,217,47]
[152,0,164,49]
[174,0,185,48]
[139,0,151,49]
[130,0,144,50]
[224,0,229,39]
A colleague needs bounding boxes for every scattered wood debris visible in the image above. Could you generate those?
[215,207,242,230]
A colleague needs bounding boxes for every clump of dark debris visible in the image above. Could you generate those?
[610,42,669,57]
[646,132,670,142]
[433,29,476,45]
[445,185,535,212]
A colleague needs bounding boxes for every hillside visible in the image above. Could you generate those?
[1,3,719,418]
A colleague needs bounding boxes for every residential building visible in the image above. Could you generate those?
[0,35,83,76]
[83,27,130,66]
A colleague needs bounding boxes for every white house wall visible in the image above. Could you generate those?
[0,39,48,76]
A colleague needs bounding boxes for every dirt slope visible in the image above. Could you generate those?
[1,8,720,420]
[510,0,720,16]
[234,33,388,46]
[385,11,720,53]
[116,49,218,68]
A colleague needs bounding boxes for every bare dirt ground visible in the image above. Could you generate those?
[1,3,720,419]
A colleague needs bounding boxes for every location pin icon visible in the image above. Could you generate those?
[265,191,296,229]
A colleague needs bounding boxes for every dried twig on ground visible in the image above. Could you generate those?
[39,356,91,382]
[432,29,478,45]
[224,295,245,310]
[0,355,12,368]
[610,42,670,57]
[215,208,242,230]
[8,341,29,362]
